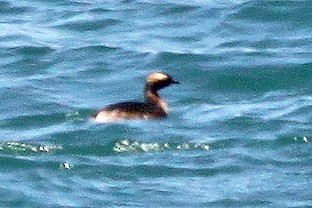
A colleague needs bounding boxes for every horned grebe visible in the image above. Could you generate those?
[92,72,179,123]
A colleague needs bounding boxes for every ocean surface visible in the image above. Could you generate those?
[0,0,311,207]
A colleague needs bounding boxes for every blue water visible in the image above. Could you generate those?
[1,0,311,207]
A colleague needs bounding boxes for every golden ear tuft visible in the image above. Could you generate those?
[147,72,169,83]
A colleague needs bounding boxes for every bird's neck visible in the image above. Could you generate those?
[144,87,169,114]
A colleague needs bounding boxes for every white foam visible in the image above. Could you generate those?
[113,139,210,153]
[0,141,62,153]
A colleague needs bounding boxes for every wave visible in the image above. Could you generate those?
[2,135,309,156]
[67,44,121,54]
[56,18,121,31]
[0,141,62,153]
[7,45,54,56]
[184,93,312,123]
[113,139,210,153]
[0,1,33,15]
[231,1,312,26]
[0,138,210,156]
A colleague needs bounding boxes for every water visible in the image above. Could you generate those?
[0,0,311,207]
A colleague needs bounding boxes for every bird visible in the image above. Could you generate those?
[92,72,179,123]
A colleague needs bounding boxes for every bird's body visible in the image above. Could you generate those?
[92,72,179,123]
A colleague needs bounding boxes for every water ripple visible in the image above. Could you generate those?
[0,0,311,207]
[57,18,121,31]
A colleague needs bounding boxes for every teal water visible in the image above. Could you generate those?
[1,0,311,207]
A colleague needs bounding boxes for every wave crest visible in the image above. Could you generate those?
[113,139,210,153]
[0,141,62,153]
